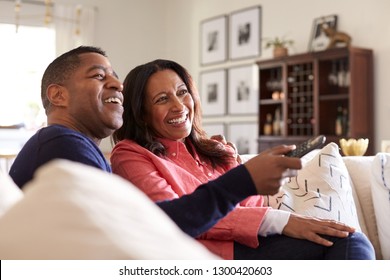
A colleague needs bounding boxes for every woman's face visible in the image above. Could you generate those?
[144,69,194,141]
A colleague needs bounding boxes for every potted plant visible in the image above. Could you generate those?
[264,36,294,58]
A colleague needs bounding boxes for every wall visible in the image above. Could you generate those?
[108,0,389,153]
[164,0,390,154]
[2,0,389,153]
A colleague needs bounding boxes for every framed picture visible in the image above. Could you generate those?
[227,64,259,115]
[203,123,226,138]
[200,15,227,65]
[199,69,226,116]
[308,14,338,52]
[229,6,261,60]
[228,123,258,154]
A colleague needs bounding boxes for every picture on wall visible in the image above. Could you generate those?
[228,123,258,154]
[199,69,226,116]
[200,15,227,65]
[203,123,226,138]
[229,6,261,60]
[308,14,338,52]
[228,64,259,115]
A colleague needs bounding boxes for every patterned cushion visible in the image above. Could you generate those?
[264,142,361,230]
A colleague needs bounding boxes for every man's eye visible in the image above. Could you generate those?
[93,74,105,80]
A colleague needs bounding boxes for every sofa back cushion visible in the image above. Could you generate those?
[0,160,219,260]
[343,155,382,259]
[371,153,390,259]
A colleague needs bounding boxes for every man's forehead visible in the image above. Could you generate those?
[77,52,117,76]
[78,52,110,66]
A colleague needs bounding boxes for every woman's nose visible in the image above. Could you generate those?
[171,96,185,111]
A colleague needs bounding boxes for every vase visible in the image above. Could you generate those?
[273,47,288,58]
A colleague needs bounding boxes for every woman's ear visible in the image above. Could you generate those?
[46,84,69,107]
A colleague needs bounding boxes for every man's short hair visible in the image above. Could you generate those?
[41,46,106,113]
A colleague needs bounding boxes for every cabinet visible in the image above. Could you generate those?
[256,47,374,155]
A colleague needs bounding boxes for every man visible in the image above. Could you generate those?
[10,46,302,237]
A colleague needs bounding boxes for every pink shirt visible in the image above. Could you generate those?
[111,138,268,259]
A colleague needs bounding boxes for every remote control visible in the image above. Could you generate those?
[285,135,326,158]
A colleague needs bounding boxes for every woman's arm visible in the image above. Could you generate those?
[111,141,265,245]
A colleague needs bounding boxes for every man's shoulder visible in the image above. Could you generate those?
[37,125,91,145]
[38,125,84,137]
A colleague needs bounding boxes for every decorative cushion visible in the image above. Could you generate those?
[264,142,361,231]
[0,169,23,217]
[370,153,390,259]
[0,160,219,260]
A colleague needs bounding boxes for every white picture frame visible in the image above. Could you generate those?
[199,69,227,116]
[229,6,261,60]
[228,64,259,115]
[228,123,258,155]
[203,123,226,138]
[308,14,338,52]
[200,15,228,65]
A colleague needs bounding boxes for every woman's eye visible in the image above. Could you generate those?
[178,89,188,96]
[155,96,168,103]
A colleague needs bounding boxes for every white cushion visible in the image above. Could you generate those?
[371,153,390,259]
[265,142,361,230]
[0,160,219,260]
[343,155,382,259]
[0,169,23,217]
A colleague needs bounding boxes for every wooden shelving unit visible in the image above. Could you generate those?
[256,46,374,155]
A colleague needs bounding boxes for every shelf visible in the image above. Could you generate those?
[256,46,374,155]
[259,99,283,105]
[319,94,349,101]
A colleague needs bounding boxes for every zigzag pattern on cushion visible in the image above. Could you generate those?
[263,143,361,230]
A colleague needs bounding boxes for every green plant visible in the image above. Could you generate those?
[264,36,294,49]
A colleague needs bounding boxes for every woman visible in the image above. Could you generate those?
[111,59,374,260]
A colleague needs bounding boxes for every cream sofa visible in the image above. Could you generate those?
[342,155,389,260]
[0,147,388,259]
[240,145,389,260]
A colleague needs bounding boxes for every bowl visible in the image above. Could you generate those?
[339,138,369,156]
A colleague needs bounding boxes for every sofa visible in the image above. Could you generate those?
[242,143,390,260]
[0,143,388,259]
[342,154,389,260]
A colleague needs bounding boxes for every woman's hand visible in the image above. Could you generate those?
[210,134,242,164]
[282,213,356,246]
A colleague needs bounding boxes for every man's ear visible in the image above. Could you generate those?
[46,84,69,107]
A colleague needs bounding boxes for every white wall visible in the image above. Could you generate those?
[2,0,389,153]
[163,0,390,154]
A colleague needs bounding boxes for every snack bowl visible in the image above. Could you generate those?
[339,138,369,156]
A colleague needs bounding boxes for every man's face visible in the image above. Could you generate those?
[63,52,124,140]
